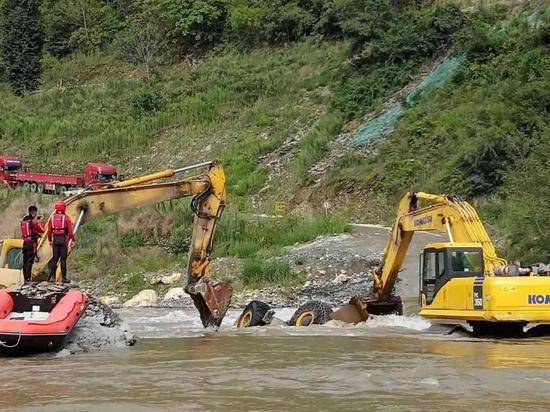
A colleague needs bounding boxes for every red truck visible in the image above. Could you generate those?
[0,156,118,194]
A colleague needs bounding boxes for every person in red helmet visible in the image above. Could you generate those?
[20,205,45,282]
[47,201,75,283]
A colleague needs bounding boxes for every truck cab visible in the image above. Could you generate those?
[0,239,24,288]
[0,156,23,186]
[84,163,118,185]
[419,242,484,306]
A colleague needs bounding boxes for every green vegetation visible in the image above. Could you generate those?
[241,259,295,288]
[0,0,548,292]
[216,212,349,258]
[2,0,44,95]
[331,7,549,261]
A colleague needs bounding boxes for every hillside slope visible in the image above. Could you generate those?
[0,1,548,294]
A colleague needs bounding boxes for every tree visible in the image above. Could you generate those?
[112,0,175,74]
[113,23,163,76]
[159,0,227,51]
[2,0,44,95]
[41,0,120,57]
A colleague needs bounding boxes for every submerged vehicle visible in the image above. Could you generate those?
[0,289,87,354]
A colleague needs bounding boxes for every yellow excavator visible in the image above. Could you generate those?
[0,161,231,327]
[244,192,550,335]
[329,192,550,335]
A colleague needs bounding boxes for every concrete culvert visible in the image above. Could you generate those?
[288,300,333,326]
[236,300,273,327]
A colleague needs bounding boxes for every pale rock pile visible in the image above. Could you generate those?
[123,289,158,308]
[149,272,182,286]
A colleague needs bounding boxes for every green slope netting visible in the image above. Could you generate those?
[352,105,405,147]
[353,55,465,147]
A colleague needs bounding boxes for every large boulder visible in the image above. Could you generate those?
[123,289,158,308]
[161,273,182,285]
[148,272,182,285]
[100,295,121,306]
[162,287,195,307]
[163,287,185,302]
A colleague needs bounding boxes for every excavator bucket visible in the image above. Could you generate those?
[329,296,369,324]
[329,296,403,324]
[186,279,233,327]
[364,296,403,316]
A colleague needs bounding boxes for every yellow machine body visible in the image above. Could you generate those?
[0,239,24,288]
[366,192,550,330]
[418,243,550,324]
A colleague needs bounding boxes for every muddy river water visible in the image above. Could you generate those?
[1,306,549,411]
[2,227,549,411]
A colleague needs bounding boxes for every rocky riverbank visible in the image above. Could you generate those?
[94,233,384,311]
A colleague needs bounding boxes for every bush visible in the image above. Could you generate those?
[112,23,164,74]
[226,3,267,47]
[131,87,163,116]
[41,0,121,56]
[168,225,190,255]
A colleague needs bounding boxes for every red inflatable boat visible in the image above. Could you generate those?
[0,289,88,354]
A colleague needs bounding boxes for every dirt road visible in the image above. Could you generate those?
[347,224,444,297]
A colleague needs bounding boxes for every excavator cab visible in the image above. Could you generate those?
[420,242,484,306]
[0,239,24,288]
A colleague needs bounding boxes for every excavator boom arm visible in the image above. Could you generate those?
[373,192,507,301]
[32,160,230,327]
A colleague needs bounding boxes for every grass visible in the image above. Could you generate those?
[241,258,295,289]
[0,40,346,182]
[215,210,349,259]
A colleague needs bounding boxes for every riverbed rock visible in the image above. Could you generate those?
[161,273,182,285]
[65,295,136,353]
[332,273,350,284]
[163,287,185,302]
[123,290,158,308]
[161,287,195,308]
[100,295,121,306]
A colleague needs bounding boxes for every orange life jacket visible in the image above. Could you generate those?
[51,214,68,236]
[20,219,33,242]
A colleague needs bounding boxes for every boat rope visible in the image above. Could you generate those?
[0,332,22,348]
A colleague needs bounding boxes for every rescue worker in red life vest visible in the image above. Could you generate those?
[20,205,45,283]
[47,201,75,283]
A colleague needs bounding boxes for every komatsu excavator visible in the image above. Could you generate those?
[0,161,231,327]
[331,192,550,334]
[243,192,550,334]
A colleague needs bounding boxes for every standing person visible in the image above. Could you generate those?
[47,201,75,283]
[20,205,44,282]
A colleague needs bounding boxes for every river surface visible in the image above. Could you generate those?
[2,227,549,411]
[1,306,549,412]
